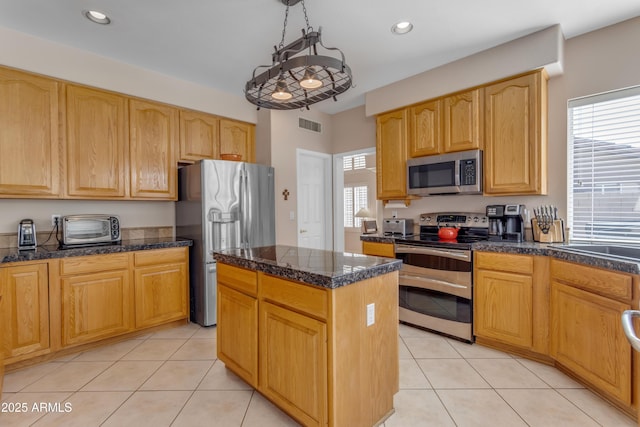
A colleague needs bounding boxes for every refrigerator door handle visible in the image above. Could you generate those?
[239,169,249,247]
[622,310,640,352]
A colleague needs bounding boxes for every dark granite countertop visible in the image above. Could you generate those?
[0,237,192,264]
[214,245,402,289]
[360,234,395,244]
[360,235,640,275]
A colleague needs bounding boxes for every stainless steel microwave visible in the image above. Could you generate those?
[60,214,121,247]
[407,149,482,196]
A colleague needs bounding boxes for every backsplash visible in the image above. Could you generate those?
[0,226,174,249]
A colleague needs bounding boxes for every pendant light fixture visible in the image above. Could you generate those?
[244,0,353,110]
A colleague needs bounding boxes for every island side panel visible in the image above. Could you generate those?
[329,271,399,427]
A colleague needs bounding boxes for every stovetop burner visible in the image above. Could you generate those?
[395,212,490,250]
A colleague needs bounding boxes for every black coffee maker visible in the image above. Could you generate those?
[503,204,525,242]
[486,205,505,241]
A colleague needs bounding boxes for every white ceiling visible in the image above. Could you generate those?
[1,0,639,114]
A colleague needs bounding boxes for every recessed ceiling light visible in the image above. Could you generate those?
[84,10,111,25]
[391,21,413,35]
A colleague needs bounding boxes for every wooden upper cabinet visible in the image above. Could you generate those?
[443,88,483,152]
[179,109,219,162]
[484,70,548,195]
[376,109,408,199]
[219,119,255,163]
[129,99,178,199]
[0,67,60,197]
[65,85,129,198]
[409,100,442,157]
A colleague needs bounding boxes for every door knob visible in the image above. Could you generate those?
[299,229,307,233]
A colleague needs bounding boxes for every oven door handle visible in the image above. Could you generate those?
[399,273,468,289]
[395,245,471,261]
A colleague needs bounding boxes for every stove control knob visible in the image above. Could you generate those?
[473,216,478,222]
[424,216,431,223]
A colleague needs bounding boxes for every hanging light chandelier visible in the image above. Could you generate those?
[244,0,353,110]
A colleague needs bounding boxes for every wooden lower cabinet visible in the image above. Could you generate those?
[550,259,633,406]
[362,241,395,258]
[475,268,533,348]
[217,262,399,427]
[1,263,50,362]
[0,290,3,397]
[133,248,188,329]
[61,268,132,347]
[474,252,549,355]
[217,283,258,387]
[260,301,328,427]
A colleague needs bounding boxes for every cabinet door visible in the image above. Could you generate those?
[134,262,188,329]
[129,99,178,199]
[179,110,219,162]
[61,270,132,347]
[474,269,533,348]
[443,89,482,152]
[409,100,441,157]
[550,281,631,404]
[217,284,258,387]
[66,85,129,198]
[259,301,327,427]
[376,109,408,199]
[219,119,255,163]
[1,263,49,359]
[484,71,547,195]
[0,67,60,197]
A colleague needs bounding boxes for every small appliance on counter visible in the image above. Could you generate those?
[485,205,506,241]
[59,214,121,249]
[382,218,414,236]
[503,204,525,242]
[532,205,565,243]
[18,219,37,250]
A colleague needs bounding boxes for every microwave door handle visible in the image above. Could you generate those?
[455,160,461,186]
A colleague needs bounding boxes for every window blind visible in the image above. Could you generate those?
[568,86,640,242]
[343,155,366,171]
[343,185,368,228]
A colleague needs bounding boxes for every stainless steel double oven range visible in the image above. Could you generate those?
[392,212,489,343]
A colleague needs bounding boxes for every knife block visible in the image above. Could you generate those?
[531,219,565,243]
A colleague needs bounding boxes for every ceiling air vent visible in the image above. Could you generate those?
[299,117,322,133]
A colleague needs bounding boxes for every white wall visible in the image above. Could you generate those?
[267,109,333,246]
[0,26,256,235]
[366,25,564,116]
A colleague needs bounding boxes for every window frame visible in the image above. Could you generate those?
[567,85,640,243]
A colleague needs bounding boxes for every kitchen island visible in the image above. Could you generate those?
[214,245,402,427]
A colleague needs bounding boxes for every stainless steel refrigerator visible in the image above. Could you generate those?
[175,160,275,326]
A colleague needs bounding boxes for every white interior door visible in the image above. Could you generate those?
[297,149,332,250]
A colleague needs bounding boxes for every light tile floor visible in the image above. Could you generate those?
[0,322,635,426]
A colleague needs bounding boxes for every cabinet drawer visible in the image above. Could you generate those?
[134,247,187,266]
[551,259,632,301]
[362,241,395,258]
[260,274,328,320]
[218,263,257,296]
[60,253,129,275]
[475,252,533,274]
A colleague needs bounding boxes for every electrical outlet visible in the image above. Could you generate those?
[51,214,61,226]
[366,303,375,326]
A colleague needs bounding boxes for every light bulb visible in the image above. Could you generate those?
[300,67,323,89]
[272,78,292,100]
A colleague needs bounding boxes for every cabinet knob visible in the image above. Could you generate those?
[300,229,307,234]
